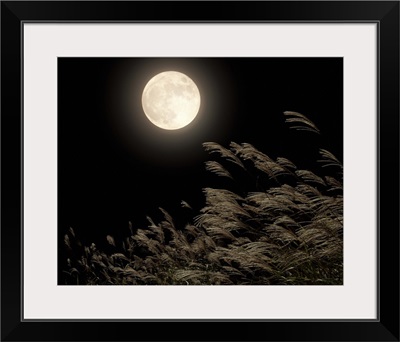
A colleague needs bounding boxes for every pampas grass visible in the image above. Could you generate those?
[62,111,343,285]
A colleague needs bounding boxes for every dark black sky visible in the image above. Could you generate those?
[58,57,343,248]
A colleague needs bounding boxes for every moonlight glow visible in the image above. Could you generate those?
[141,71,201,130]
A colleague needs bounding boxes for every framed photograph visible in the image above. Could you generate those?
[1,1,399,341]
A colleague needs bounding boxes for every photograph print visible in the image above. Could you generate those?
[59,57,343,285]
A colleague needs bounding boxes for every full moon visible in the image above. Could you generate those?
[141,71,201,130]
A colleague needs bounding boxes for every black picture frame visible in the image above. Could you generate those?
[1,1,399,341]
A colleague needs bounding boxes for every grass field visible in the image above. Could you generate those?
[62,112,343,285]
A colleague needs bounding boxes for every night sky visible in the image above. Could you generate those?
[58,57,343,253]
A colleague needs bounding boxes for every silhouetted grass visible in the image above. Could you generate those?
[62,111,343,285]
